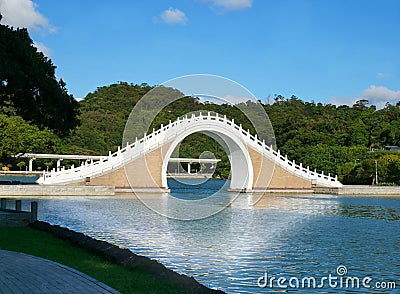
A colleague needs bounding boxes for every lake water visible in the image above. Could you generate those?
[14,179,400,293]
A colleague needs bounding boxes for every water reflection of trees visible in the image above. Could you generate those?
[331,204,400,221]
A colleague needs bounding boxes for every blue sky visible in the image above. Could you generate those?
[1,0,399,107]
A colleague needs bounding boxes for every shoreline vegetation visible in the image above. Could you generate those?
[0,221,224,294]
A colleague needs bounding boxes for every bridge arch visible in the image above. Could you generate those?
[161,121,254,191]
[38,112,342,190]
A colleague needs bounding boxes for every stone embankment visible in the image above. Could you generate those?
[0,185,114,196]
[314,185,400,195]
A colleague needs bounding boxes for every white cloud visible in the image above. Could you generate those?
[377,72,392,79]
[330,85,400,109]
[159,8,188,25]
[329,96,357,107]
[200,0,253,12]
[362,85,400,107]
[33,41,50,56]
[0,0,55,32]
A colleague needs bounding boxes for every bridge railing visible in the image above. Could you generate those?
[41,112,341,187]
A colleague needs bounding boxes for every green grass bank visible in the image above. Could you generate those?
[0,226,210,293]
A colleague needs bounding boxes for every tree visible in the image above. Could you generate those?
[16,161,26,171]
[0,14,78,135]
[378,154,400,183]
[0,114,60,163]
[44,161,53,172]
[354,99,369,108]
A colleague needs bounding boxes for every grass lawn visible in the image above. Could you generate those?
[0,226,196,293]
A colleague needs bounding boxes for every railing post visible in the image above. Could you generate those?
[56,159,63,171]
[30,201,38,222]
[15,200,21,212]
[29,158,35,172]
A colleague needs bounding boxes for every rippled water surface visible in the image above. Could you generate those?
[16,179,400,293]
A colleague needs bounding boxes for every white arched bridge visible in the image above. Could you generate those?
[38,112,342,191]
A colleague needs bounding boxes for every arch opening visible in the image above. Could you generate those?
[166,133,229,180]
[162,125,254,192]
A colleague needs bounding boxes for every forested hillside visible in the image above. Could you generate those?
[265,96,400,184]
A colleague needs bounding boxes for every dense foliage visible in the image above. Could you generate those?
[0,114,60,169]
[63,82,151,154]
[0,14,78,135]
[265,96,400,184]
